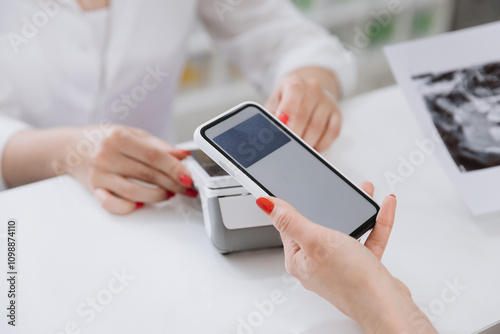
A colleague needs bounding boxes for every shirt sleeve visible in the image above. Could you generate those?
[198,0,357,97]
[0,77,31,191]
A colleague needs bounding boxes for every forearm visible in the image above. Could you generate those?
[2,127,79,188]
[289,67,341,100]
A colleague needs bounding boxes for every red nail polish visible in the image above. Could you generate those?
[390,194,396,198]
[179,149,192,156]
[256,197,274,215]
[184,188,199,198]
[179,174,193,188]
[167,191,175,200]
[135,202,145,209]
[278,113,289,125]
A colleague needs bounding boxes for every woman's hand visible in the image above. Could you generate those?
[66,125,197,214]
[255,183,437,334]
[3,125,197,214]
[265,67,342,152]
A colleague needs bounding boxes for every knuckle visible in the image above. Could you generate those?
[306,78,321,92]
[273,209,293,234]
[287,77,304,92]
[165,159,183,177]
[100,129,122,152]
[310,118,324,133]
[325,230,342,250]
[88,167,100,185]
[312,241,330,261]
[120,183,137,199]
[144,148,161,166]
[137,166,156,183]
[108,127,125,143]
[293,111,308,126]
[90,148,107,167]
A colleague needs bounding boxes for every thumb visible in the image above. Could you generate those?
[256,197,316,242]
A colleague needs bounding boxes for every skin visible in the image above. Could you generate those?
[265,67,342,152]
[2,125,195,214]
[75,0,344,153]
[2,0,344,213]
[2,66,342,214]
[257,183,437,334]
[83,0,343,154]
[76,0,109,11]
[6,4,429,329]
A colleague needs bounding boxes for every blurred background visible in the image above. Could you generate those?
[174,0,500,142]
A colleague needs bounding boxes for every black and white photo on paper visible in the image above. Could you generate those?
[412,61,500,172]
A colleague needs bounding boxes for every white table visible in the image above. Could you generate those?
[1,86,499,334]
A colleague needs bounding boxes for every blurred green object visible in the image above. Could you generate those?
[412,10,433,38]
[292,0,314,12]
[369,20,394,45]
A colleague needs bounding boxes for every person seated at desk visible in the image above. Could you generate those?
[0,0,353,215]
[256,183,438,334]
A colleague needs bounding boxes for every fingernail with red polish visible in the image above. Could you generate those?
[256,197,274,215]
[179,149,192,156]
[184,188,199,198]
[390,194,396,198]
[278,113,289,125]
[167,191,175,200]
[135,202,145,209]
[179,174,193,188]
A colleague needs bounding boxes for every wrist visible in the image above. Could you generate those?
[52,127,85,177]
[357,282,436,334]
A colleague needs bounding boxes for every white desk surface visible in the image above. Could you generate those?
[1,86,499,334]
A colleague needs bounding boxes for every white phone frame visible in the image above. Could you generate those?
[195,102,281,199]
[194,102,379,237]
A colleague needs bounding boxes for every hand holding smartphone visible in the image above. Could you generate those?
[194,102,379,238]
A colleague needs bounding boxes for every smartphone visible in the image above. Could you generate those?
[194,102,379,238]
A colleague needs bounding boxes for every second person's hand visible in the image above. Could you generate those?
[68,125,198,215]
[265,67,342,152]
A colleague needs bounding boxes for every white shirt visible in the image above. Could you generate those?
[0,0,356,190]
